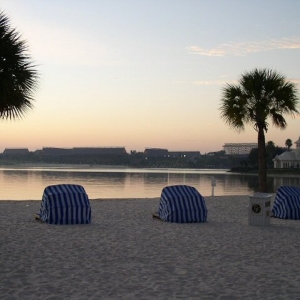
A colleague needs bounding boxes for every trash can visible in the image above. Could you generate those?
[248,193,272,226]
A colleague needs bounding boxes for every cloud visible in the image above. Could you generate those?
[192,76,300,87]
[193,78,300,87]
[192,80,225,85]
[186,46,225,57]
[186,37,300,57]
[192,80,237,86]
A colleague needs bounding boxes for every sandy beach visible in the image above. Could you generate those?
[1,196,300,300]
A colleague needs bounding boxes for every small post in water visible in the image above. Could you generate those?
[211,176,216,196]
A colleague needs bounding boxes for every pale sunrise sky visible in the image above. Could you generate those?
[1,0,300,153]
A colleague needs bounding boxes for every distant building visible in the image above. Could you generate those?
[223,143,257,155]
[144,148,168,157]
[40,147,72,155]
[206,152,219,156]
[3,148,30,155]
[273,136,300,168]
[40,147,127,156]
[295,136,300,149]
[72,147,127,156]
[169,151,201,159]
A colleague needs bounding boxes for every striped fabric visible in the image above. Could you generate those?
[37,184,92,224]
[158,185,207,223]
[272,186,300,219]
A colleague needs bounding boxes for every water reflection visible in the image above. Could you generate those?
[0,167,299,200]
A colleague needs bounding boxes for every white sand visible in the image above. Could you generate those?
[1,196,300,300]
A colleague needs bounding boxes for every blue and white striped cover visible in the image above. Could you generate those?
[37,184,91,224]
[272,186,300,219]
[158,185,207,223]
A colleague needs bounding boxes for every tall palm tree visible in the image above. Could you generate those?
[0,11,38,119]
[285,138,293,151]
[220,68,299,192]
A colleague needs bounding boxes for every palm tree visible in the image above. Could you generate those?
[220,68,299,192]
[0,11,38,119]
[285,138,293,151]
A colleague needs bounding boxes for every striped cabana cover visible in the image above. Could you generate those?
[36,184,91,224]
[272,186,300,219]
[157,185,207,223]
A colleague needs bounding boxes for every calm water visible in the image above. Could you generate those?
[0,166,300,200]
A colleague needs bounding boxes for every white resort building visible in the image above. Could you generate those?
[273,136,300,169]
[222,143,258,155]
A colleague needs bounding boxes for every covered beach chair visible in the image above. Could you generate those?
[272,186,300,219]
[35,184,91,224]
[153,185,207,223]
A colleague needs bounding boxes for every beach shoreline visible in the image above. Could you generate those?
[1,196,300,299]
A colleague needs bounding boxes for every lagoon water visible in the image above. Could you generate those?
[1,165,300,200]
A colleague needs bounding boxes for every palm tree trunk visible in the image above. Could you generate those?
[258,127,267,192]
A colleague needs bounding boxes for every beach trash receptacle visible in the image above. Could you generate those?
[248,193,272,226]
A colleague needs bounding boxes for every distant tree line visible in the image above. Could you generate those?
[247,141,285,169]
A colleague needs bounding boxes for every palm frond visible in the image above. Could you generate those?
[221,68,299,133]
[0,10,39,120]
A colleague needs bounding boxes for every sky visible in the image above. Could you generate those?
[1,0,300,154]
